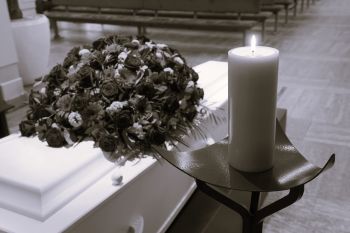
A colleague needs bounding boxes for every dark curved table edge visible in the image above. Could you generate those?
[154,121,336,192]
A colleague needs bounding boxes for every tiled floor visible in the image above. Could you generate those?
[5,0,350,232]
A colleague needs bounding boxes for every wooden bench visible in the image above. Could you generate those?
[45,0,263,44]
[262,0,295,24]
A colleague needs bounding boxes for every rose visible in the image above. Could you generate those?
[124,55,142,70]
[183,105,197,121]
[68,112,83,128]
[100,79,118,97]
[89,51,104,70]
[46,128,66,147]
[71,96,88,111]
[163,95,179,114]
[190,68,199,82]
[77,65,94,88]
[136,97,148,113]
[66,46,80,57]
[115,110,133,129]
[191,87,204,103]
[136,79,155,98]
[104,53,118,67]
[63,55,78,69]
[148,127,166,145]
[19,120,36,137]
[90,126,106,141]
[116,36,132,44]
[32,106,51,120]
[46,64,67,84]
[56,94,72,112]
[81,103,104,122]
[98,134,117,152]
[92,38,107,50]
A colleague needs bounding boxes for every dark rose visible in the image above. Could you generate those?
[104,53,118,67]
[190,69,199,82]
[136,97,148,112]
[90,126,106,141]
[137,79,155,98]
[77,65,94,88]
[19,120,36,137]
[92,38,107,50]
[148,127,166,145]
[32,106,51,120]
[124,42,139,50]
[71,96,88,111]
[145,53,163,72]
[117,36,132,44]
[46,128,66,147]
[63,55,78,69]
[46,64,66,83]
[99,134,117,152]
[183,105,197,121]
[163,96,179,114]
[191,87,204,102]
[89,51,104,70]
[105,35,118,45]
[66,46,80,57]
[119,68,137,83]
[149,72,162,84]
[56,94,72,112]
[124,55,142,70]
[115,110,133,129]
[136,35,150,44]
[81,103,104,122]
[168,74,186,92]
[100,79,118,97]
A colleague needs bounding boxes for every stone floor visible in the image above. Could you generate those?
[5,0,350,232]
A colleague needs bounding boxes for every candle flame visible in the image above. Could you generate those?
[251,35,256,54]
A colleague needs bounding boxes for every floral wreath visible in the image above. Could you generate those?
[19,35,210,162]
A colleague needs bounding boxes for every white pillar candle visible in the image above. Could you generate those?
[228,36,279,172]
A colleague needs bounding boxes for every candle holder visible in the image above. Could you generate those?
[155,121,335,233]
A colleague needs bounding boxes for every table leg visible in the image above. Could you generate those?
[196,180,305,233]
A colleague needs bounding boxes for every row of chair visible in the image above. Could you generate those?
[44,0,318,44]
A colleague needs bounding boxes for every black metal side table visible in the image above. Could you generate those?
[155,122,335,233]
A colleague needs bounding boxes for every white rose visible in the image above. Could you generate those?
[164,67,174,74]
[79,49,90,56]
[106,101,128,115]
[118,52,128,63]
[174,56,184,65]
[68,112,83,128]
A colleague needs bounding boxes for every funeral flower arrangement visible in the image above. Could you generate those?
[19,35,207,161]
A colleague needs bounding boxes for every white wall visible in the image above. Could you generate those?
[0,0,24,102]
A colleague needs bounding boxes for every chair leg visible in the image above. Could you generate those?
[284,4,289,24]
[261,21,265,42]
[242,30,247,46]
[50,19,60,39]
[301,0,305,12]
[137,26,142,36]
[274,12,279,32]
[293,0,298,17]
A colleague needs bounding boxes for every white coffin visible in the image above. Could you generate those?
[0,61,284,233]
[0,61,229,233]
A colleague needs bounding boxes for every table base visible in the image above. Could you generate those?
[196,180,304,233]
